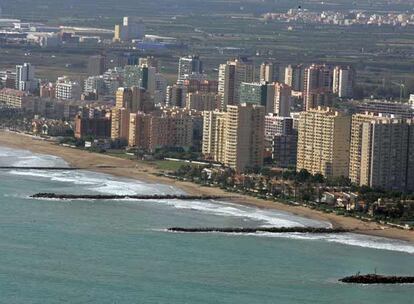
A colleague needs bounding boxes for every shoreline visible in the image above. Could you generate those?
[1,130,414,244]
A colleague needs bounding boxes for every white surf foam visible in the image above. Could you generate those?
[3,146,412,254]
[251,232,414,254]
[152,199,330,228]
[9,169,183,196]
[0,146,68,167]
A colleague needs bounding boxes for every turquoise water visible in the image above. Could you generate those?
[0,146,413,303]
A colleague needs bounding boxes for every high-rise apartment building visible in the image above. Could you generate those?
[272,132,298,168]
[116,87,133,109]
[284,64,305,92]
[186,92,217,112]
[181,79,218,94]
[260,61,284,83]
[297,107,351,178]
[202,111,227,163]
[264,114,294,142]
[225,104,265,171]
[84,76,106,97]
[349,113,385,185]
[128,108,194,151]
[239,82,291,115]
[303,64,334,110]
[55,77,81,100]
[87,55,106,76]
[202,103,265,172]
[333,66,355,98]
[115,86,150,113]
[360,118,414,192]
[178,55,203,81]
[239,82,274,112]
[123,65,156,94]
[273,82,292,117]
[218,58,254,109]
[166,83,187,108]
[16,63,38,93]
[111,107,130,141]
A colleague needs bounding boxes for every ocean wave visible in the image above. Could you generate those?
[253,232,414,254]
[9,169,183,196]
[164,230,414,254]
[151,199,330,228]
[0,146,68,167]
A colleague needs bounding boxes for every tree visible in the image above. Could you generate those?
[297,169,311,183]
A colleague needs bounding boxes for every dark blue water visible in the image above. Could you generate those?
[0,146,413,303]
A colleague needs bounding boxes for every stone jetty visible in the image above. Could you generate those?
[31,193,223,200]
[168,227,350,233]
[340,274,414,284]
[0,167,78,170]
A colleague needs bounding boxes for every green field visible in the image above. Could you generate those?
[150,160,196,172]
[0,0,413,94]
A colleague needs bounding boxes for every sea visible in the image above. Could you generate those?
[0,145,413,303]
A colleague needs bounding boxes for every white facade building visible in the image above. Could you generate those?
[56,77,81,100]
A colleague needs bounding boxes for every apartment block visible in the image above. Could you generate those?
[111,107,130,141]
[0,88,33,109]
[128,108,195,151]
[55,77,81,100]
[218,58,254,109]
[297,107,351,178]
[202,104,265,172]
[360,118,414,192]
[75,115,111,139]
[333,66,355,98]
[186,92,217,112]
[303,64,334,110]
[349,113,385,185]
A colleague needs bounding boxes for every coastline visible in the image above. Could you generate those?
[1,130,413,244]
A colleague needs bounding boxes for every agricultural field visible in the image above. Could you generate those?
[0,0,413,94]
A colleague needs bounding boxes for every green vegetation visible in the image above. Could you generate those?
[0,0,413,95]
[171,164,414,227]
[151,160,194,172]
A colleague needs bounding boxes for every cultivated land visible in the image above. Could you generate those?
[0,0,413,88]
[1,130,413,243]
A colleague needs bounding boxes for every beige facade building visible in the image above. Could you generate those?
[303,64,333,110]
[111,107,130,141]
[0,88,33,109]
[333,66,355,98]
[360,118,414,192]
[349,113,385,185]
[260,62,274,83]
[116,87,143,112]
[218,58,254,109]
[202,104,265,172]
[128,108,194,152]
[186,92,217,112]
[202,111,227,163]
[297,107,351,178]
[284,64,304,92]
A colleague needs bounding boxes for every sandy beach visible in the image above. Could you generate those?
[1,130,413,243]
